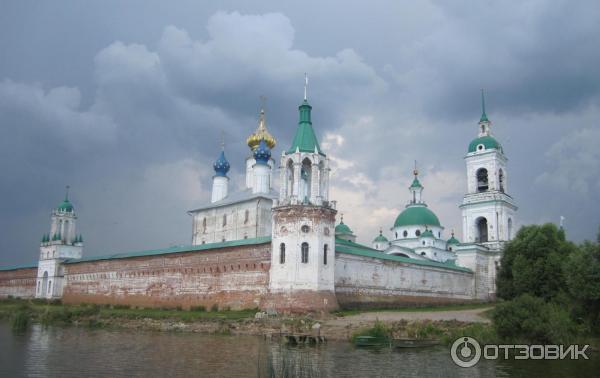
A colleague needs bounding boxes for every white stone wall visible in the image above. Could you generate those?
[334,253,475,304]
[454,245,502,300]
[191,199,273,245]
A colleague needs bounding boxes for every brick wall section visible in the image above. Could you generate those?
[0,268,37,298]
[62,243,271,310]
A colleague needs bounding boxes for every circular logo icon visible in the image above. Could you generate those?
[450,337,481,368]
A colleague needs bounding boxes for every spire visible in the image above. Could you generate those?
[409,163,424,204]
[480,89,489,123]
[304,73,308,101]
[410,161,422,189]
[287,75,324,155]
[65,185,70,201]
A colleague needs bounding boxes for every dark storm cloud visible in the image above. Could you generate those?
[0,1,599,265]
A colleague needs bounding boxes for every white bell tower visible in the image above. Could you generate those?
[36,186,84,299]
[268,77,338,312]
[460,91,517,250]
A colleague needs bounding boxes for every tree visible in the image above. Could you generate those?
[565,229,600,333]
[497,223,577,301]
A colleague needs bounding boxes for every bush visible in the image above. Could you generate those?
[112,304,131,310]
[351,320,392,342]
[493,294,580,344]
[210,304,219,312]
[190,305,206,312]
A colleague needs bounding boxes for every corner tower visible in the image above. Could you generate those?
[268,78,337,312]
[36,186,83,299]
[460,91,517,250]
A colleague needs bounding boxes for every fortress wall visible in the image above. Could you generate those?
[62,243,271,310]
[0,268,37,298]
[334,253,476,309]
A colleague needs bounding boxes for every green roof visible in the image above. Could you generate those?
[394,204,441,228]
[0,263,38,271]
[410,177,422,189]
[65,236,271,264]
[468,135,502,153]
[335,221,353,235]
[57,199,74,212]
[447,235,460,245]
[335,238,471,273]
[286,100,324,155]
[420,229,434,238]
[373,233,388,243]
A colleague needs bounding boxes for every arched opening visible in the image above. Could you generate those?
[499,169,505,192]
[318,161,325,199]
[301,242,309,263]
[41,271,48,297]
[421,252,426,256]
[202,218,207,233]
[508,218,513,240]
[403,230,408,238]
[476,217,489,243]
[300,158,312,203]
[48,280,52,295]
[244,209,249,224]
[391,252,410,258]
[477,168,489,192]
[324,244,328,265]
[222,214,227,227]
[286,159,294,198]
[279,243,285,264]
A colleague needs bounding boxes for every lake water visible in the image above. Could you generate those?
[1,321,598,377]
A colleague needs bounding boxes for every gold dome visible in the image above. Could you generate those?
[246,109,276,150]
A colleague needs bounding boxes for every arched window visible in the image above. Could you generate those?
[301,242,309,263]
[476,168,489,192]
[403,230,408,238]
[324,244,328,265]
[48,280,52,294]
[244,210,249,224]
[395,232,398,238]
[476,217,488,243]
[202,218,207,233]
[222,214,227,227]
[300,158,312,203]
[279,243,285,264]
[421,252,426,256]
[415,229,421,237]
[499,169,505,192]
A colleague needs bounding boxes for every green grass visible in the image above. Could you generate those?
[0,298,257,326]
[334,302,495,317]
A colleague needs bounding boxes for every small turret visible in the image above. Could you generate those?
[211,143,230,203]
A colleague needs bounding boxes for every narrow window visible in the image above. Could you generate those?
[48,280,52,294]
[202,218,207,233]
[301,242,309,263]
[222,214,227,227]
[279,243,286,264]
[403,230,408,238]
[323,244,328,265]
[244,210,249,224]
[415,229,421,237]
[499,169,505,192]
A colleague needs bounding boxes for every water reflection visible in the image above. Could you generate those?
[0,322,597,378]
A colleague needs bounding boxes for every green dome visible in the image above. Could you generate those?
[394,205,441,228]
[57,199,74,212]
[447,235,460,245]
[335,221,353,235]
[468,135,502,153]
[420,229,434,238]
[373,231,388,243]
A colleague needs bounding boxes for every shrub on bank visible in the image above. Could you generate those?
[493,294,580,344]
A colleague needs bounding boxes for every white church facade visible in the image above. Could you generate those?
[0,85,517,311]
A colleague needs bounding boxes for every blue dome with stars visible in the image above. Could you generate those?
[254,139,271,165]
[213,150,230,177]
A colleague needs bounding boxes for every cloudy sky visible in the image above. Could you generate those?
[1,0,599,265]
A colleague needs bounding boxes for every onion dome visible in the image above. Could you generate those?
[394,204,441,228]
[213,150,230,177]
[335,215,354,236]
[246,108,276,151]
[373,229,388,243]
[447,231,460,245]
[253,139,271,165]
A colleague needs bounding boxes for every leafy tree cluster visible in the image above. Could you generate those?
[494,224,600,342]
